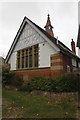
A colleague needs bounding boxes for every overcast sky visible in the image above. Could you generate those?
[0,1,79,58]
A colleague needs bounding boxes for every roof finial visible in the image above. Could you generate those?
[44,14,54,37]
[48,14,50,18]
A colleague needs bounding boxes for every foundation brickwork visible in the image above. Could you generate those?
[14,68,64,81]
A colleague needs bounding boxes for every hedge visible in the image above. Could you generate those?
[20,73,80,92]
[2,66,80,92]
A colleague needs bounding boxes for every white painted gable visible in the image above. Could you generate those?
[6,17,60,64]
[14,23,45,51]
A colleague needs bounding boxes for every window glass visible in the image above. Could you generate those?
[17,51,20,69]
[34,45,38,67]
[22,50,24,68]
[17,44,39,69]
[26,49,28,68]
[29,47,32,67]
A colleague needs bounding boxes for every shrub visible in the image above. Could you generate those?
[20,73,80,93]
[2,66,23,87]
[19,76,46,92]
[20,76,56,92]
[55,73,80,92]
[42,79,57,92]
[9,73,23,87]
[20,81,33,92]
[2,66,11,85]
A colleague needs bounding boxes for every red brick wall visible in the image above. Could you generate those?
[50,53,72,72]
[50,53,64,71]
[62,54,72,72]
[14,67,64,80]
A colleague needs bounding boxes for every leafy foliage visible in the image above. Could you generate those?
[2,66,80,92]
[56,73,80,92]
[20,73,80,92]
[2,66,23,87]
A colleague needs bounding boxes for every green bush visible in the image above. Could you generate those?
[19,76,46,92]
[55,73,80,92]
[20,73,80,93]
[20,81,33,92]
[2,66,23,87]
[9,73,23,87]
[20,76,56,92]
[2,66,11,85]
[3,67,79,92]
[42,79,57,92]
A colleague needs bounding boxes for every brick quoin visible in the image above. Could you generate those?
[51,53,63,60]
[51,53,72,72]
[51,62,63,66]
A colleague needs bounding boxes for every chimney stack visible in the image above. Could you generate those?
[71,39,76,54]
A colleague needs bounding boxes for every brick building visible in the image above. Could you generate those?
[5,15,80,79]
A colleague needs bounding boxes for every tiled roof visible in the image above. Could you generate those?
[29,17,79,59]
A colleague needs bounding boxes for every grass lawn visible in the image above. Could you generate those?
[2,87,77,118]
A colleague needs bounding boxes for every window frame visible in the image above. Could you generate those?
[16,44,39,69]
